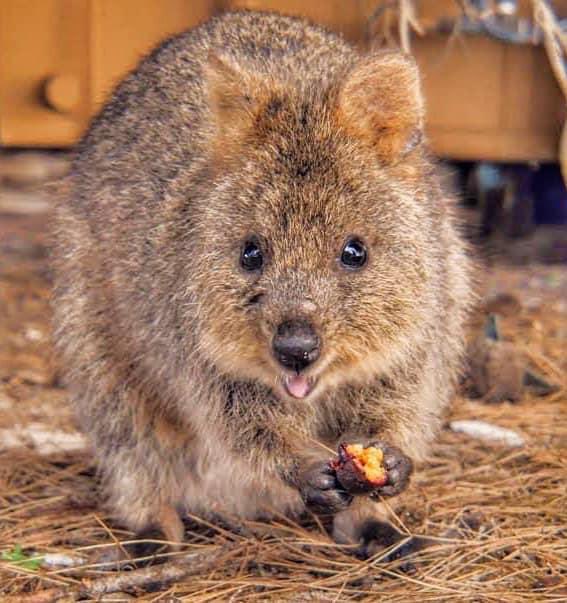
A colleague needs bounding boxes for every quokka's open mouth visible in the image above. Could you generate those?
[283,374,317,399]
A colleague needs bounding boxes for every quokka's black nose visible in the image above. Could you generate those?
[272,320,320,372]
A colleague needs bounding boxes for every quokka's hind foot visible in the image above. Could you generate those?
[118,504,186,562]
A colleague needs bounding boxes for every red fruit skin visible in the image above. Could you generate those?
[330,443,388,494]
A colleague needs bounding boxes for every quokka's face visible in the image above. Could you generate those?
[188,134,432,403]
[180,49,431,402]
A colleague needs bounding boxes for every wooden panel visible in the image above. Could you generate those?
[0,0,213,146]
[501,43,563,132]
[0,0,90,147]
[415,36,505,131]
[1,0,565,160]
[429,128,558,162]
[91,0,212,108]
[414,34,564,161]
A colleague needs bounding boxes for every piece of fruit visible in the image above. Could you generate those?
[330,443,388,493]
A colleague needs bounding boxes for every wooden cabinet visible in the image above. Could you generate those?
[1,0,565,162]
[0,0,211,146]
[414,34,565,162]
[0,0,90,146]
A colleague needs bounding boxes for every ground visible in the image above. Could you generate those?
[0,168,566,601]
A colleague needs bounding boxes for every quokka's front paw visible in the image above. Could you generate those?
[298,461,353,513]
[367,440,413,498]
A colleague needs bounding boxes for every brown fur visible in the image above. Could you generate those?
[50,11,472,545]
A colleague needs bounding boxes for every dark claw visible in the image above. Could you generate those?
[299,461,353,513]
[388,468,401,485]
[384,454,399,470]
[308,471,337,491]
[373,484,397,498]
[367,441,413,498]
[126,526,169,563]
[302,485,351,513]
[356,519,431,563]
[524,369,559,396]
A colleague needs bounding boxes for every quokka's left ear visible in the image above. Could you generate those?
[334,51,425,162]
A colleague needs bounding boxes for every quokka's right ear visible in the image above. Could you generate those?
[334,51,425,162]
[204,53,269,153]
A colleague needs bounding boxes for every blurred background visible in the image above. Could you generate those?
[1,0,567,262]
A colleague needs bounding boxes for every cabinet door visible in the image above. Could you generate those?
[0,0,90,146]
[0,0,212,147]
[89,0,211,109]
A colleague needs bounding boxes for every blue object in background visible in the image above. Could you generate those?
[532,164,567,225]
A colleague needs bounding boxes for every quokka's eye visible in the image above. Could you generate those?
[340,238,367,269]
[241,240,264,271]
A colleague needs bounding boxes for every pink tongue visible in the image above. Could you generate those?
[285,375,311,398]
